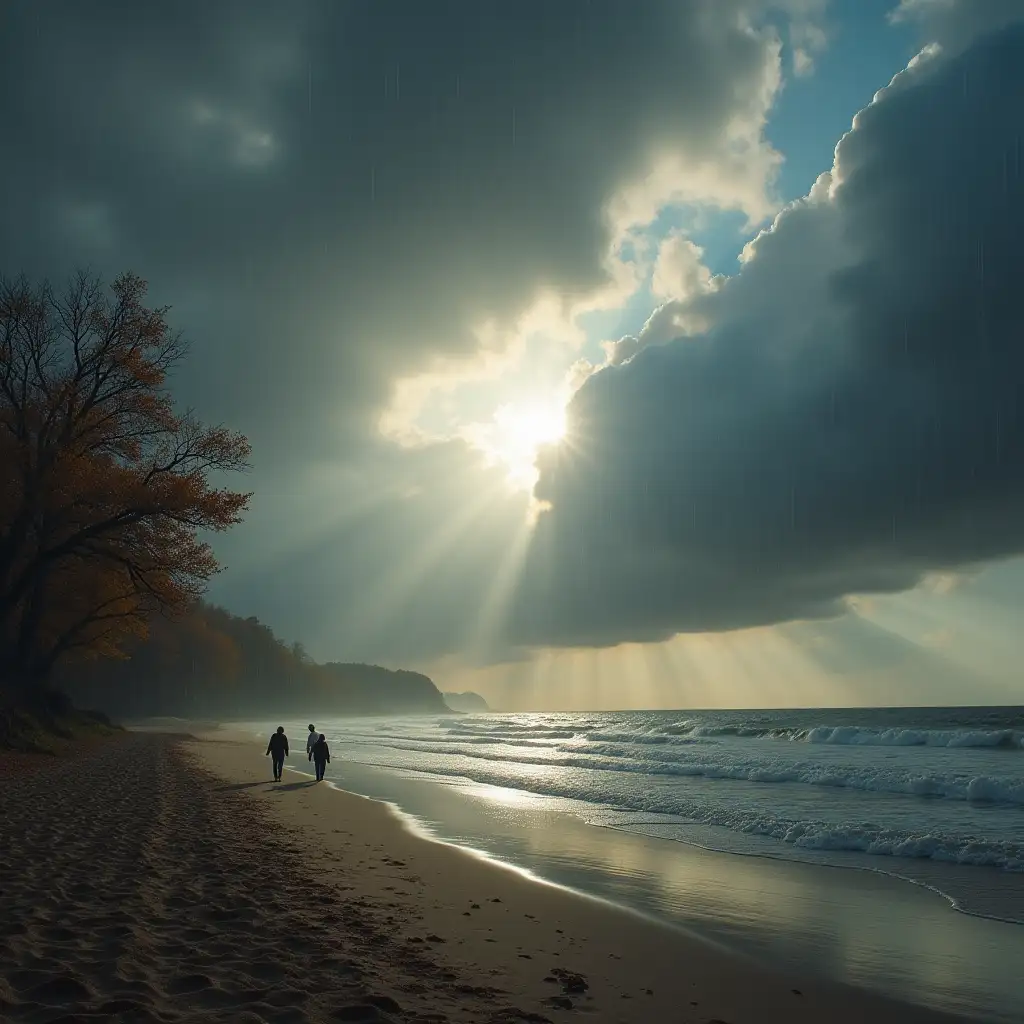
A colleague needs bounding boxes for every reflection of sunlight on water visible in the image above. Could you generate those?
[377,795,564,888]
[460,781,557,809]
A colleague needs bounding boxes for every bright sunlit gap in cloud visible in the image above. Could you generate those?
[473,397,568,493]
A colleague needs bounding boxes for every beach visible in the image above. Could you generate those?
[0,731,971,1024]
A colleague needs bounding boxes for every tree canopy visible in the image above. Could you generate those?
[0,270,251,697]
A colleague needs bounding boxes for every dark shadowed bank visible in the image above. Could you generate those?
[0,687,122,753]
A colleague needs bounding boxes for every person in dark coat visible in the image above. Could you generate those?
[311,733,330,782]
[266,726,289,782]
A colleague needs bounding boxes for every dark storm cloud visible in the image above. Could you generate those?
[891,0,1024,52]
[512,28,1024,648]
[0,0,785,467]
[0,0,812,663]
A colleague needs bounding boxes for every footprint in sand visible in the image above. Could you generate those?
[94,997,149,1015]
[331,1005,391,1022]
[23,975,92,1005]
[166,972,215,994]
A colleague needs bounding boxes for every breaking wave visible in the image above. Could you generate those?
[374,739,1024,807]
[436,717,1024,751]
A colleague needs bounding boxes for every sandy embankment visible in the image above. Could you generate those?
[0,731,968,1024]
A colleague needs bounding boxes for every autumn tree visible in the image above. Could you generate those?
[0,270,251,700]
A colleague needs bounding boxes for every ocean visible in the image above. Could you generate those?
[309,705,1024,925]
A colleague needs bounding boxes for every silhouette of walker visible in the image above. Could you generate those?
[306,723,320,761]
[311,733,331,782]
[266,726,289,782]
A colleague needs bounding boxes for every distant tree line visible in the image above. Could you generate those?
[55,600,449,719]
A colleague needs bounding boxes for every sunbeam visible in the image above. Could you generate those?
[337,471,512,641]
[463,496,536,663]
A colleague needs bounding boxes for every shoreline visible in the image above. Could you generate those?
[0,729,990,1022]
[284,764,748,960]
[317,755,1024,930]
[270,711,1024,930]
[189,733,974,1023]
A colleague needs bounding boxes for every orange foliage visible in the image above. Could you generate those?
[0,270,251,691]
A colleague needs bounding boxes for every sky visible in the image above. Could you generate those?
[2,0,1023,711]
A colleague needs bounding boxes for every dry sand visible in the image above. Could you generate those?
[0,731,971,1023]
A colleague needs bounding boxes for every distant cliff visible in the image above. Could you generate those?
[443,691,490,713]
[53,602,450,720]
[317,663,449,715]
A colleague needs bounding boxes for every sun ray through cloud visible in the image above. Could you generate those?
[336,471,512,642]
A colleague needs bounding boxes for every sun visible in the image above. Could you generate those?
[487,400,567,490]
[497,402,566,449]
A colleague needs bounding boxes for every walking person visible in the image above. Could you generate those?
[266,726,289,782]
[306,723,320,762]
[311,732,330,782]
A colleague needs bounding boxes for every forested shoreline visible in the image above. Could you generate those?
[56,601,451,720]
